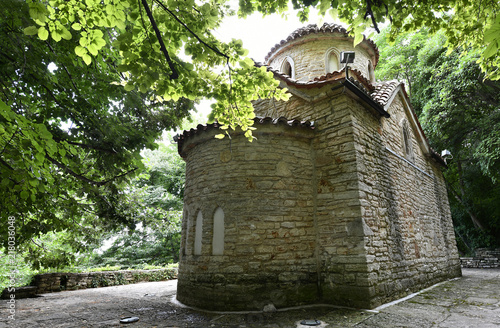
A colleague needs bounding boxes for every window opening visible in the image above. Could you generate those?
[280,57,294,78]
[185,212,191,255]
[368,60,375,83]
[326,49,340,73]
[194,211,203,255]
[402,120,414,161]
[212,207,225,255]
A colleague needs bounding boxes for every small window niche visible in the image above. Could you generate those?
[402,120,414,161]
[280,57,295,79]
[212,207,225,255]
[182,209,189,256]
[184,211,191,255]
[194,211,203,255]
[325,48,340,73]
[368,60,375,83]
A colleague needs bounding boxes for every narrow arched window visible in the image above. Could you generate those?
[280,57,294,78]
[402,120,414,161]
[184,211,191,255]
[212,207,225,255]
[325,49,340,73]
[194,211,203,255]
[368,60,375,83]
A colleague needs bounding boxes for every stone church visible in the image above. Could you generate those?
[175,23,461,311]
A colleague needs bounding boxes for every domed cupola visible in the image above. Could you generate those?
[264,23,379,84]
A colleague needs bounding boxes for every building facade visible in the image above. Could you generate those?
[175,24,461,311]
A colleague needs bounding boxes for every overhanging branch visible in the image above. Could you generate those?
[46,154,138,187]
[140,0,179,79]
[153,0,229,61]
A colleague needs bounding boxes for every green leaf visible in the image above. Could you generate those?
[38,27,49,41]
[35,152,45,164]
[214,134,225,139]
[124,83,135,91]
[87,43,98,56]
[20,190,29,200]
[483,41,498,59]
[60,27,72,40]
[353,28,364,48]
[52,31,62,42]
[24,26,39,36]
[0,99,10,113]
[37,124,52,139]
[82,53,92,65]
[75,45,86,57]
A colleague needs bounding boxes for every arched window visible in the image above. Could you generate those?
[280,57,295,79]
[182,210,189,256]
[194,211,203,255]
[325,48,340,73]
[402,120,414,161]
[184,211,191,255]
[212,207,225,255]
[368,60,375,83]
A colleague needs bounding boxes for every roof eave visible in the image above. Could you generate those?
[342,79,390,118]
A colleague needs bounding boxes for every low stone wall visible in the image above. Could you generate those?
[33,268,177,294]
[461,249,500,268]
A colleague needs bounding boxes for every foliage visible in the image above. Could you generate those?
[88,136,184,268]
[23,0,288,136]
[1,0,290,266]
[374,28,500,252]
[239,0,500,80]
[88,265,122,272]
[0,0,196,263]
[0,248,34,290]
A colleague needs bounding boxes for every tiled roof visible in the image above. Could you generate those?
[259,62,375,91]
[257,61,403,112]
[176,117,315,158]
[371,80,401,106]
[265,23,380,67]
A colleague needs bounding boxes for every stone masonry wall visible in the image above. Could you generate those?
[266,35,374,82]
[350,92,461,306]
[309,93,374,308]
[461,249,500,268]
[32,269,177,294]
[177,122,317,311]
[255,92,385,308]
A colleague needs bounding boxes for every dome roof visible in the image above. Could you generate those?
[265,23,380,68]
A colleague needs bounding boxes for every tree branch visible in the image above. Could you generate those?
[0,129,19,156]
[46,154,138,186]
[0,156,14,171]
[44,41,79,92]
[51,137,118,154]
[140,0,179,79]
[153,0,229,60]
[364,0,381,33]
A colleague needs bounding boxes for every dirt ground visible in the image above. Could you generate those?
[1,268,499,327]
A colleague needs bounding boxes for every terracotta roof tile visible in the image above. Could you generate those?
[265,23,380,67]
[176,117,315,158]
[256,62,375,92]
[371,80,400,106]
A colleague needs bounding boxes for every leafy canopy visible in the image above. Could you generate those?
[24,0,289,135]
[0,0,194,252]
[239,0,500,80]
[1,0,288,256]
